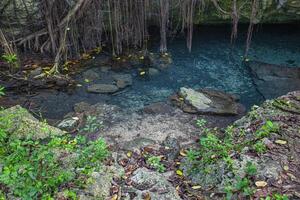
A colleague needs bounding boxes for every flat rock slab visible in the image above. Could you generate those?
[171,87,244,115]
[87,84,119,93]
[247,61,300,99]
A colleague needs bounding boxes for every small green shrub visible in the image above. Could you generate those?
[0,113,108,199]
[81,115,103,133]
[256,120,279,139]
[253,141,267,154]
[0,86,4,97]
[1,53,17,65]
[147,156,166,173]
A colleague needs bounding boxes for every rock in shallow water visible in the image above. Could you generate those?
[87,84,119,93]
[171,87,243,115]
[112,73,132,89]
[247,61,300,99]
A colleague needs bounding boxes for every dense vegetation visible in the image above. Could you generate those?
[0,104,109,199]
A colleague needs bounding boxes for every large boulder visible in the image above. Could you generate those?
[247,61,300,99]
[171,87,243,115]
[87,84,119,93]
[0,105,66,140]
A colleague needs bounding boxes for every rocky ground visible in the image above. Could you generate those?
[1,89,300,199]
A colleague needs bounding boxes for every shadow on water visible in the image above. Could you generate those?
[8,24,300,119]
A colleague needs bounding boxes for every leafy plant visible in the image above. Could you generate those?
[1,53,17,65]
[225,162,257,199]
[82,115,103,133]
[0,113,108,199]
[147,156,166,173]
[256,120,279,139]
[253,141,267,154]
[0,86,4,96]
[196,119,207,128]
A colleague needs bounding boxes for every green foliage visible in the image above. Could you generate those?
[0,113,108,199]
[253,141,267,154]
[81,115,103,133]
[262,194,289,200]
[147,156,166,173]
[225,162,257,200]
[1,53,17,65]
[0,86,4,97]
[196,119,207,128]
[256,120,279,139]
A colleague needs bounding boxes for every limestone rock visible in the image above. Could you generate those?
[172,87,242,115]
[148,68,160,76]
[130,168,181,200]
[112,74,132,89]
[87,84,119,93]
[83,69,100,81]
[57,117,79,131]
[0,105,66,140]
[246,61,300,99]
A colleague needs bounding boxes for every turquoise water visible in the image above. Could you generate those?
[28,25,300,118]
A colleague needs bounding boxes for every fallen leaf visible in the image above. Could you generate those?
[180,149,187,157]
[275,140,287,145]
[255,181,267,188]
[176,170,183,176]
[140,71,146,76]
[84,79,90,83]
[126,151,132,158]
[192,185,201,190]
[283,165,289,171]
[110,194,118,200]
[143,192,151,200]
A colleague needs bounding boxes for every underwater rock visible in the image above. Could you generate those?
[171,87,243,115]
[130,168,181,200]
[247,61,300,99]
[74,102,91,113]
[82,69,100,81]
[0,105,66,140]
[112,73,132,89]
[148,68,160,76]
[142,102,174,115]
[87,84,119,93]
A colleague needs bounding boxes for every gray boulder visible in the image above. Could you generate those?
[87,84,119,93]
[57,117,79,131]
[130,168,181,200]
[112,74,132,89]
[83,69,100,81]
[247,61,300,99]
[172,87,242,115]
[0,105,66,140]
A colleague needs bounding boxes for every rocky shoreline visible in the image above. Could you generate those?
[1,90,300,199]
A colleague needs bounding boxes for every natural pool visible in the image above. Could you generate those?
[15,25,300,119]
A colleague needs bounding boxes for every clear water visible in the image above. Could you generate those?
[28,25,300,119]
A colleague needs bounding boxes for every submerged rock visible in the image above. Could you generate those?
[171,87,243,115]
[83,69,100,81]
[247,61,300,99]
[112,73,132,89]
[0,105,66,140]
[87,84,119,93]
